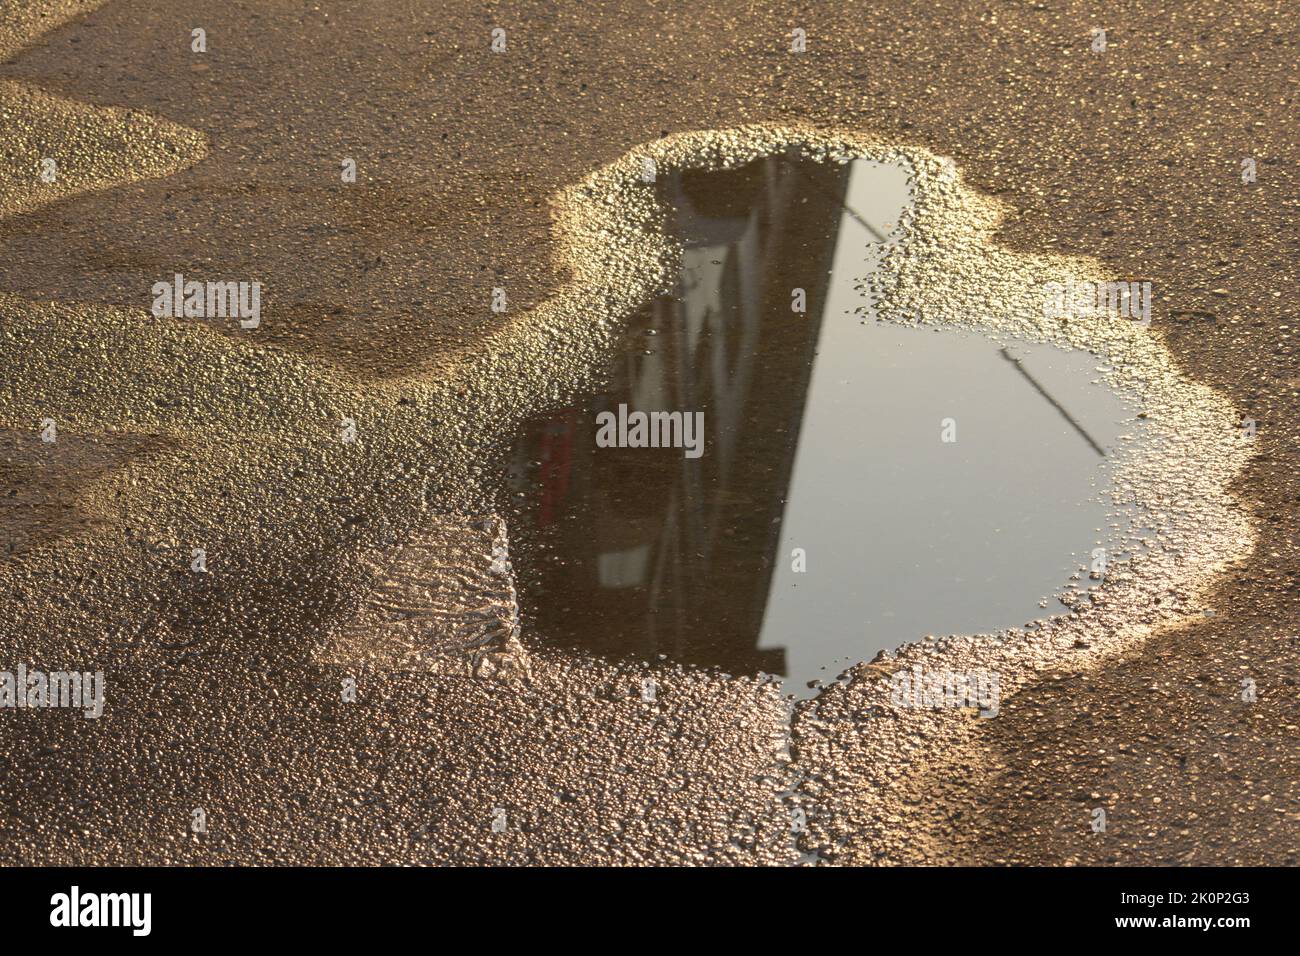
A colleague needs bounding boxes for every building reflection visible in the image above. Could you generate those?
[504,154,848,675]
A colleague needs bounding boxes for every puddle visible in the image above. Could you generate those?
[494,153,1149,696]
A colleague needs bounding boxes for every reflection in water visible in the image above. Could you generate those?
[499,154,1140,695]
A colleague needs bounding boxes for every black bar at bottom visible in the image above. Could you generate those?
[0,865,1290,941]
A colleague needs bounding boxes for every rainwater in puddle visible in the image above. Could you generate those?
[497,153,1146,697]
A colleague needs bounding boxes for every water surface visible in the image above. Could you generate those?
[498,154,1143,695]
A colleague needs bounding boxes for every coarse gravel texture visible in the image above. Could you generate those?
[0,0,1295,865]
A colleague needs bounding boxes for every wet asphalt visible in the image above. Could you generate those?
[0,0,1295,864]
